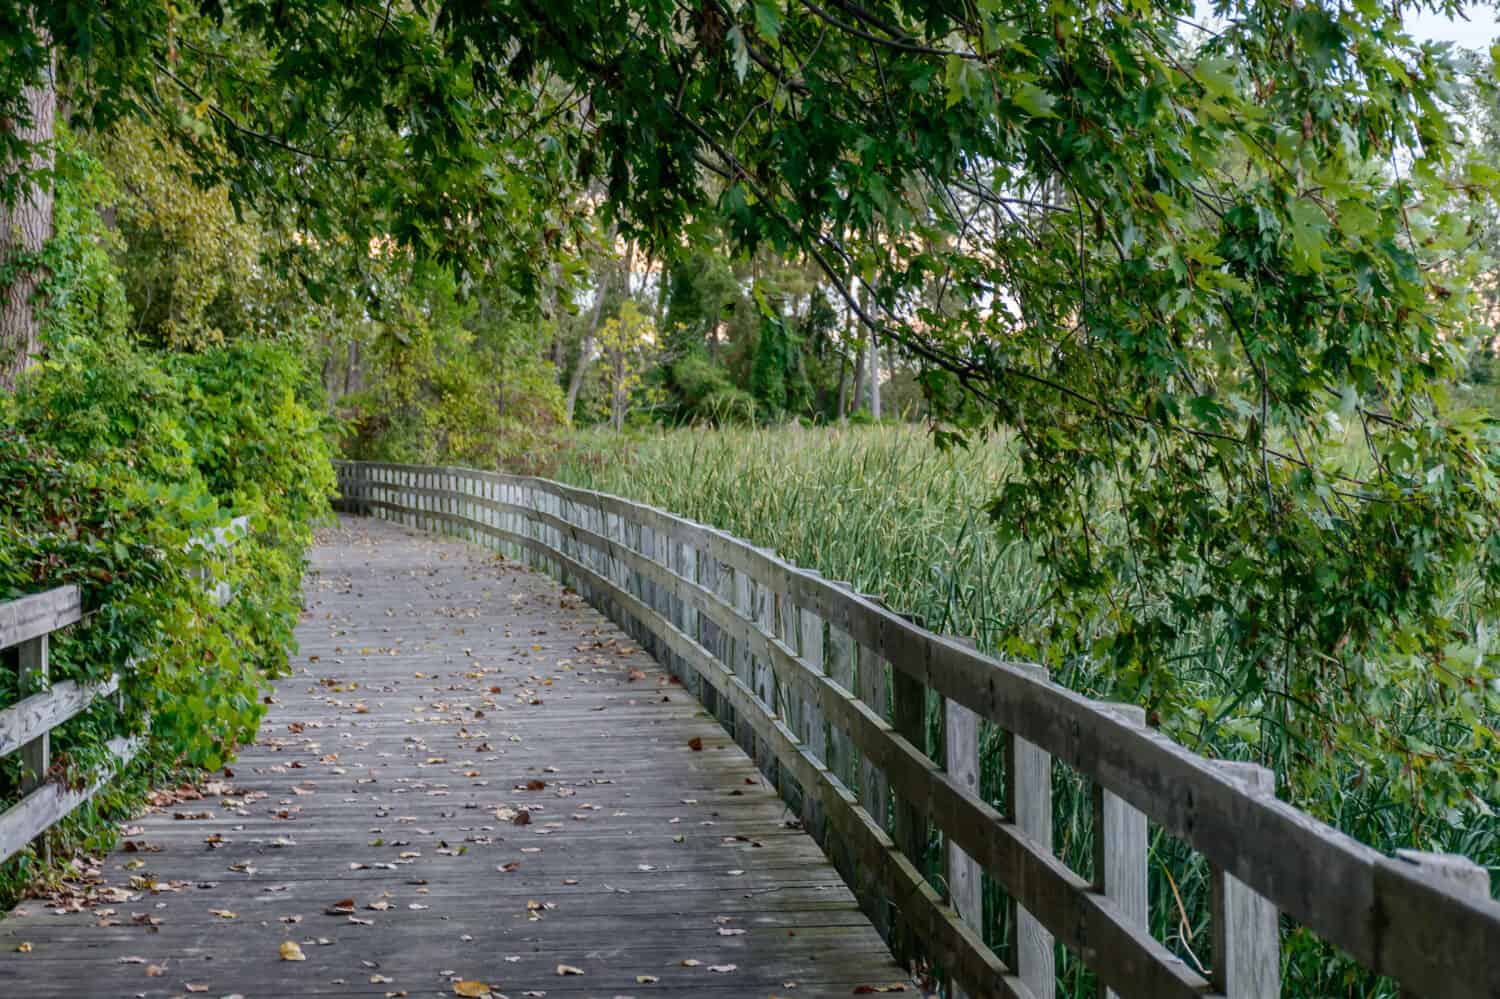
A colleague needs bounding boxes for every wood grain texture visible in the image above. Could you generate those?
[0,675,119,760]
[1,517,906,998]
[0,737,138,866]
[1210,763,1280,999]
[0,587,80,653]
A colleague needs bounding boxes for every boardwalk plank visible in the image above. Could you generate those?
[0,517,908,998]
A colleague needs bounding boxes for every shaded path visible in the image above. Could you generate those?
[0,516,906,997]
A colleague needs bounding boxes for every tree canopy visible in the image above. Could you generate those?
[5,0,1500,805]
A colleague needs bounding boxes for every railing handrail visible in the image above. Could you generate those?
[333,459,1500,999]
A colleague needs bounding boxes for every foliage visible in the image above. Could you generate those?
[591,300,661,431]
[96,118,268,350]
[338,262,568,471]
[0,113,334,896]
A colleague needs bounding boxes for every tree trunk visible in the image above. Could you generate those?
[836,353,848,420]
[611,353,626,431]
[564,232,628,423]
[851,340,865,413]
[863,285,881,421]
[0,50,56,391]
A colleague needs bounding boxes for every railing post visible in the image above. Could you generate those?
[892,657,928,968]
[1388,851,1491,999]
[753,575,778,780]
[1211,762,1280,999]
[1007,662,1054,999]
[826,613,857,792]
[16,631,50,862]
[16,634,49,794]
[731,569,758,758]
[1093,705,1149,999]
[856,640,892,938]
[796,600,827,839]
[699,552,723,720]
[943,688,982,999]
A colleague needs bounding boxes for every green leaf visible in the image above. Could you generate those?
[1011,82,1056,117]
[753,1,781,41]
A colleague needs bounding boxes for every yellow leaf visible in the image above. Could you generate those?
[15,942,31,953]
[279,940,307,961]
[454,981,493,997]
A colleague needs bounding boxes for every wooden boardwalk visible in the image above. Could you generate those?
[0,516,907,998]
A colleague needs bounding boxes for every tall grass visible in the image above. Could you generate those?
[553,423,1496,997]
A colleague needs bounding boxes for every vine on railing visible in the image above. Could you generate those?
[0,516,249,866]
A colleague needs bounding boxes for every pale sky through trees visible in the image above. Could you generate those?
[1193,1,1498,47]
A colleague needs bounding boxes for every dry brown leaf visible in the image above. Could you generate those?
[687,737,703,751]
[853,985,909,994]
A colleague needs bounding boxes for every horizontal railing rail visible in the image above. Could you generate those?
[0,514,249,864]
[332,459,1500,999]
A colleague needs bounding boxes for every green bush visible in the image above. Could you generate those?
[0,335,333,898]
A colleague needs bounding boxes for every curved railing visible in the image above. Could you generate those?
[333,460,1499,999]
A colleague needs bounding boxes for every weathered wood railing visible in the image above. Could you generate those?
[333,460,1500,999]
[0,587,137,865]
[0,515,248,865]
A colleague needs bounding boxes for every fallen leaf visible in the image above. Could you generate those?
[556,963,585,976]
[454,981,492,997]
[687,737,703,751]
[185,985,208,994]
[280,940,307,961]
[636,974,660,984]
[14,943,30,954]
[853,985,909,994]
[708,963,738,973]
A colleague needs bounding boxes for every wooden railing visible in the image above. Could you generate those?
[333,460,1500,999]
[0,515,248,865]
[0,587,137,865]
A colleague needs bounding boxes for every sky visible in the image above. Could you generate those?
[1404,5,1499,46]
[1192,2,1499,48]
